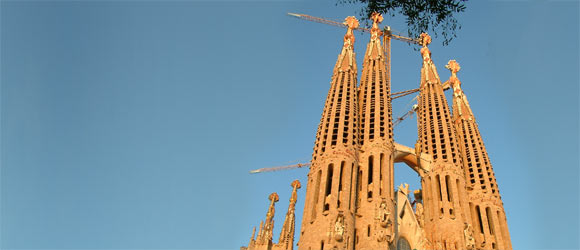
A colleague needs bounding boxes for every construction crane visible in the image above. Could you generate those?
[394,104,419,126]
[250,14,423,174]
[250,102,419,174]
[287,13,421,101]
[250,162,311,174]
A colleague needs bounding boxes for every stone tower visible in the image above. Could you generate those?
[445,60,512,250]
[354,13,396,249]
[415,33,472,250]
[298,16,361,250]
[244,181,302,250]
[275,180,302,250]
[243,14,513,250]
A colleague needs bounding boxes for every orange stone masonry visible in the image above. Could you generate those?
[446,60,512,250]
[298,16,361,250]
[242,14,512,250]
[415,33,472,250]
[245,182,302,250]
[354,12,396,250]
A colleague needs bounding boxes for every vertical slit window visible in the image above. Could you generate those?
[379,153,384,196]
[368,156,374,185]
[486,207,495,235]
[324,164,334,212]
[436,174,442,202]
[445,175,452,202]
[476,205,484,234]
[337,161,344,208]
[355,167,362,211]
[312,170,321,221]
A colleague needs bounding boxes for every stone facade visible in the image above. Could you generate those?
[354,13,396,250]
[243,13,511,250]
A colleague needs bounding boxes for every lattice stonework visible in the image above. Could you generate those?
[415,33,473,250]
[299,16,361,250]
[353,12,397,250]
[447,60,512,250]
[243,14,512,250]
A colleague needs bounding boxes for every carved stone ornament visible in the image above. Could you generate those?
[378,200,391,228]
[463,223,476,250]
[415,202,424,228]
[342,16,359,49]
[333,213,345,242]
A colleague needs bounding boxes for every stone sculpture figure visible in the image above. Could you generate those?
[463,223,476,250]
[378,200,391,228]
[415,202,424,228]
[334,213,345,242]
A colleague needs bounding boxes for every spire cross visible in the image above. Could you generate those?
[343,16,359,49]
[420,33,432,62]
[267,193,279,217]
[289,180,301,205]
[420,33,432,47]
[446,60,462,90]
[446,59,461,77]
[370,12,383,39]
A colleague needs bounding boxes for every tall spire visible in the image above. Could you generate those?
[355,12,396,249]
[276,180,301,250]
[446,60,512,250]
[415,33,472,250]
[359,12,392,144]
[300,16,360,250]
[246,193,279,250]
[254,193,278,249]
[447,60,474,121]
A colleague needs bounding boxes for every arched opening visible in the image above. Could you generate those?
[396,237,412,250]
[394,162,421,210]
[392,142,426,215]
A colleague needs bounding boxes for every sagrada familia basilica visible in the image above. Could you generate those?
[242,13,512,250]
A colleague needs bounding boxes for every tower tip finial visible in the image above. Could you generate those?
[269,192,279,202]
[370,12,383,39]
[341,16,359,52]
[343,16,359,30]
[420,33,432,47]
[371,12,383,24]
[446,60,461,74]
[291,180,301,189]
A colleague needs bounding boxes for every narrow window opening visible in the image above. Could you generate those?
[323,164,334,212]
[379,153,384,196]
[476,205,484,233]
[436,174,443,202]
[337,161,344,208]
[349,163,354,210]
[367,156,373,199]
[311,170,321,221]
[355,167,362,211]
[445,175,452,202]
[486,207,495,235]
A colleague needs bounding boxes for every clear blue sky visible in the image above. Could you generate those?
[1,1,578,249]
